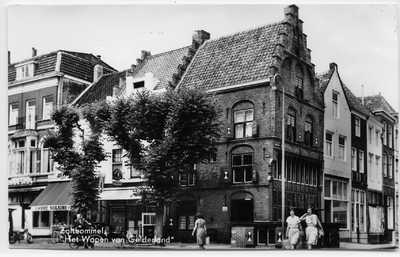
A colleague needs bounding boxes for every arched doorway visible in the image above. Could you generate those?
[230,191,254,222]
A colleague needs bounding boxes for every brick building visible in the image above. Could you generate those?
[176,5,324,245]
[7,48,117,236]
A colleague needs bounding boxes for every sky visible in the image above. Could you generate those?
[3,0,400,110]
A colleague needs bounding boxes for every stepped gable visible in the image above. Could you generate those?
[362,94,397,114]
[74,71,127,106]
[342,83,371,117]
[129,46,192,91]
[178,22,286,91]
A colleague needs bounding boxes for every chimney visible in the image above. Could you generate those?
[93,55,103,82]
[32,47,37,57]
[8,51,10,65]
[192,30,210,46]
[141,50,151,60]
[329,62,338,71]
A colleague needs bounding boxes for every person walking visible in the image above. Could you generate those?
[286,208,303,249]
[300,206,324,249]
[192,212,207,249]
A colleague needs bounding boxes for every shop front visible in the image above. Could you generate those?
[29,180,73,236]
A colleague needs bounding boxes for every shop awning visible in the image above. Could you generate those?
[29,181,72,211]
[99,188,141,201]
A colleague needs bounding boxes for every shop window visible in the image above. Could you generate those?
[351,189,366,232]
[325,179,348,229]
[388,197,394,229]
[232,153,253,183]
[33,211,50,228]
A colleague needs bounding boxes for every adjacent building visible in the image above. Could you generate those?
[7,48,117,236]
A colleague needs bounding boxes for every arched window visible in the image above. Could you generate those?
[305,116,314,146]
[286,108,296,142]
[295,65,303,99]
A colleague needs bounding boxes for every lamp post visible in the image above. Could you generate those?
[271,73,285,244]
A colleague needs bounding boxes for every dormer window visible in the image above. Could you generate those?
[15,61,36,80]
[134,81,145,89]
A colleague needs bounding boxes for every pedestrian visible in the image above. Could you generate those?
[286,208,303,249]
[191,212,207,249]
[73,214,92,248]
[299,206,324,249]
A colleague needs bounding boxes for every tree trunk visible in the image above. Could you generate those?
[154,206,164,241]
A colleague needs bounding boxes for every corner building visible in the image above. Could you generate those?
[175,5,324,245]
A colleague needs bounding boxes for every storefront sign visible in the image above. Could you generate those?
[112,180,123,186]
[31,205,71,211]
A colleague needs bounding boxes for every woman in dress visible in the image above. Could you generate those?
[192,212,207,249]
[286,208,303,249]
[300,206,324,249]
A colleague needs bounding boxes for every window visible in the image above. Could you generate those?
[358,150,364,173]
[16,150,25,175]
[395,129,398,150]
[383,154,387,177]
[351,148,357,171]
[16,63,35,80]
[9,103,18,125]
[368,126,373,144]
[26,100,36,129]
[112,149,123,163]
[383,122,387,145]
[42,147,53,173]
[305,117,313,147]
[388,155,393,179]
[376,130,380,147]
[351,190,366,232]
[339,136,346,161]
[234,109,254,138]
[179,173,196,186]
[387,197,394,229]
[295,66,303,99]
[388,125,393,148]
[287,109,296,142]
[325,179,348,229]
[355,117,360,137]
[209,149,217,163]
[326,132,333,158]
[177,199,196,230]
[332,90,339,118]
[368,153,374,179]
[232,153,253,183]
[375,156,380,181]
[42,96,54,120]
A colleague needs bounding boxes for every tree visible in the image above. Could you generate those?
[97,88,221,239]
[45,105,108,216]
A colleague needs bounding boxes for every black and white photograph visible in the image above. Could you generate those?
[3,0,399,254]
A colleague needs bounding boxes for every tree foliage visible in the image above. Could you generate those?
[45,105,108,215]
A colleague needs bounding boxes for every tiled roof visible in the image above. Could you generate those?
[130,46,192,90]
[8,50,117,83]
[362,94,397,114]
[316,69,334,92]
[178,22,285,91]
[74,71,126,106]
[342,84,371,117]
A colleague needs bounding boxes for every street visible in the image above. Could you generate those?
[7,238,398,251]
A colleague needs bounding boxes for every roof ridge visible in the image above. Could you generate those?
[9,50,60,66]
[207,20,285,43]
[149,45,191,58]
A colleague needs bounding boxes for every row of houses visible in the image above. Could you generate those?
[8,5,398,246]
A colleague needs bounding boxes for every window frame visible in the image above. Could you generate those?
[383,153,387,177]
[355,117,360,137]
[332,90,339,118]
[9,103,19,126]
[325,132,333,158]
[351,148,357,171]
[287,109,296,142]
[338,135,346,161]
[358,150,364,173]
[233,108,254,139]
[42,95,54,120]
[232,153,254,183]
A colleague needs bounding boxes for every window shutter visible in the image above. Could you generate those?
[252,120,259,137]
[252,169,258,183]
[224,124,234,138]
[220,167,231,183]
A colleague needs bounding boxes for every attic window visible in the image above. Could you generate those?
[15,61,36,80]
[133,81,145,89]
